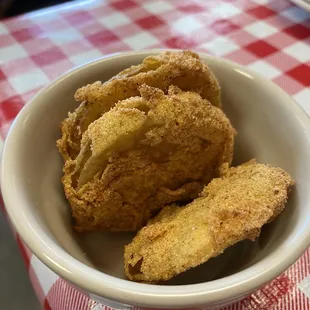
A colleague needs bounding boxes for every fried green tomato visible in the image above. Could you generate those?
[124,160,294,282]
[57,51,221,160]
[62,85,235,232]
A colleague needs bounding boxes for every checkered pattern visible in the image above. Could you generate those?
[0,0,310,309]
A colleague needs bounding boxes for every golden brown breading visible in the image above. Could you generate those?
[57,51,221,160]
[124,160,294,283]
[62,85,235,232]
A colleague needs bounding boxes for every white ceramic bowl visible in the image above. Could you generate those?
[2,50,310,309]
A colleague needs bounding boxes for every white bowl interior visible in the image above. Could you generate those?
[3,52,310,305]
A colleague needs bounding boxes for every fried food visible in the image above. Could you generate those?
[124,160,294,283]
[62,85,235,232]
[57,51,221,161]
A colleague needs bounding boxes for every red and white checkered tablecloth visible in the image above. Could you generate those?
[0,0,310,309]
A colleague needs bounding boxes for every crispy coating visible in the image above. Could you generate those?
[124,160,294,283]
[62,86,235,232]
[57,51,221,160]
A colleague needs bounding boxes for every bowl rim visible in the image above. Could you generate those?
[2,49,310,308]
[289,0,310,12]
